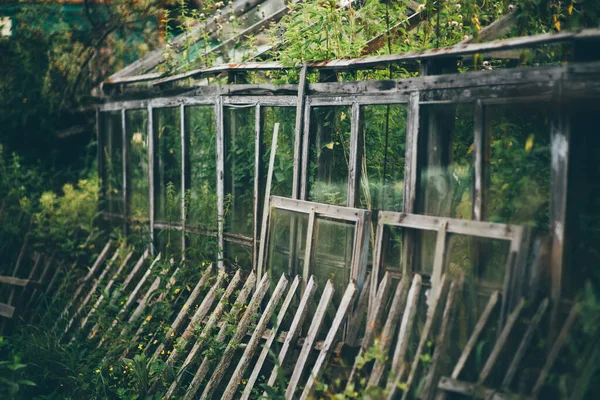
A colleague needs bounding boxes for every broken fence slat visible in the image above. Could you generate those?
[451,291,500,379]
[162,269,244,399]
[285,279,336,399]
[300,281,358,400]
[346,272,371,346]
[179,271,257,400]
[478,298,526,384]
[241,275,301,400]
[368,275,411,387]
[264,275,317,392]
[222,273,289,400]
[198,273,272,400]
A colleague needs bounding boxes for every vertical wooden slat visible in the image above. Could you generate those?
[368,275,410,387]
[348,101,361,208]
[351,210,371,290]
[122,108,128,235]
[430,221,448,306]
[253,104,263,271]
[292,64,308,200]
[369,215,385,319]
[215,97,225,269]
[300,98,312,200]
[478,297,526,384]
[148,104,155,246]
[285,279,335,399]
[473,99,485,221]
[222,274,289,400]
[180,103,186,254]
[302,208,316,289]
[403,91,420,213]
[346,272,371,346]
[301,281,358,400]
[256,123,279,281]
[241,275,301,400]
[265,275,317,390]
[198,274,271,400]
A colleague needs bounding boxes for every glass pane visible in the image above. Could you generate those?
[185,233,218,266]
[262,106,296,198]
[224,107,255,237]
[419,104,474,219]
[126,109,149,219]
[156,228,182,260]
[101,111,123,215]
[308,106,351,206]
[360,104,407,212]
[154,107,182,223]
[311,218,355,306]
[224,241,252,270]
[381,225,405,273]
[486,105,550,236]
[186,106,217,231]
[266,208,308,283]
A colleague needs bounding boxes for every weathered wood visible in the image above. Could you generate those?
[292,64,308,200]
[0,276,42,288]
[478,298,526,384]
[241,275,301,400]
[531,303,579,397]
[348,101,361,208]
[501,298,549,390]
[348,271,393,385]
[301,208,316,287]
[264,275,317,390]
[473,99,485,221]
[271,196,367,222]
[256,122,280,281]
[461,12,517,44]
[221,274,289,400]
[451,291,500,379]
[23,252,55,313]
[215,97,225,269]
[420,279,462,400]
[430,221,448,306]
[198,273,271,400]
[301,281,358,400]
[163,270,245,399]
[285,279,335,399]
[346,272,371,346]
[368,275,410,387]
[369,217,386,318]
[177,272,256,399]
[80,251,135,332]
[438,377,498,399]
[0,303,15,319]
[96,254,161,346]
[300,99,312,200]
[388,274,422,381]
[151,268,215,360]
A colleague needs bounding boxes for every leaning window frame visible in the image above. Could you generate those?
[258,195,371,294]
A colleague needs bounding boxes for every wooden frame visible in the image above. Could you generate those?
[257,196,371,291]
[370,211,528,323]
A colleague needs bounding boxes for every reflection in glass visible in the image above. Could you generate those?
[101,111,123,215]
[224,107,255,237]
[308,106,351,206]
[486,105,550,236]
[361,104,407,212]
[187,106,217,231]
[266,208,308,285]
[154,107,181,223]
[126,109,149,219]
[224,241,252,270]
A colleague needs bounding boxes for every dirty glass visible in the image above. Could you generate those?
[153,107,182,224]
[186,106,217,231]
[311,217,355,307]
[307,106,352,206]
[417,104,474,275]
[224,106,255,237]
[224,241,253,270]
[266,208,308,285]
[262,106,296,198]
[485,105,550,236]
[126,109,149,219]
[101,111,123,215]
[360,104,407,212]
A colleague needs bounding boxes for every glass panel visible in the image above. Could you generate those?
[307,106,351,206]
[185,233,218,266]
[186,106,217,231]
[101,111,123,215]
[486,105,550,236]
[224,106,255,237]
[311,217,355,307]
[126,109,149,219]
[154,107,182,223]
[156,228,182,260]
[262,106,296,198]
[224,241,252,270]
[266,208,308,284]
[360,104,407,212]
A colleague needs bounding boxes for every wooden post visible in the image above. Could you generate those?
[215,97,225,269]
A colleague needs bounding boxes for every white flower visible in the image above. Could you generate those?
[417,4,425,12]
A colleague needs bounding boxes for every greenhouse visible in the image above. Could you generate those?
[1,0,600,399]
